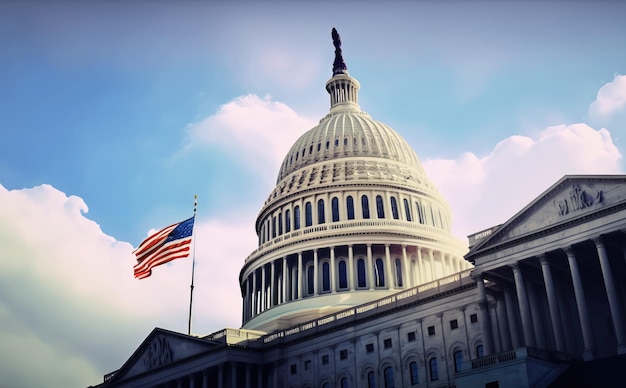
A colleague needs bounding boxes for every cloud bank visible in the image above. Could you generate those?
[424,123,622,239]
[0,183,252,387]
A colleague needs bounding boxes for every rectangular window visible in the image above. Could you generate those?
[470,314,478,323]
[450,319,459,330]
[304,360,311,370]
[290,364,297,374]
[340,349,348,360]
[428,326,435,336]
[407,331,416,342]
[383,338,392,349]
[366,343,374,353]
[486,381,500,388]
[322,355,329,365]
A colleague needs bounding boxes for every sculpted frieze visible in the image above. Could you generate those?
[143,336,173,371]
[556,183,603,216]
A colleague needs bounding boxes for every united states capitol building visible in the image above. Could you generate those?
[93,30,626,388]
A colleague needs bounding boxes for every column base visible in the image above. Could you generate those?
[617,344,626,355]
[582,349,595,361]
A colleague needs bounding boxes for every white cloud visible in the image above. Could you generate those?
[0,183,253,387]
[186,94,317,177]
[424,123,622,240]
[589,74,626,120]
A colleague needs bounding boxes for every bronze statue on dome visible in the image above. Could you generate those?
[332,28,347,75]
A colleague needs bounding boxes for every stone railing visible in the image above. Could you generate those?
[245,219,449,263]
[261,269,473,345]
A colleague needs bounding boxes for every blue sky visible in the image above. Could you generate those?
[1,1,626,387]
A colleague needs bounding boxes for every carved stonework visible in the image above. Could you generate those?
[143,336,173,371]
[556,183,603,216]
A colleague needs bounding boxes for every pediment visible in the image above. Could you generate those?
[106,328,221,384]
[468,175,626,255]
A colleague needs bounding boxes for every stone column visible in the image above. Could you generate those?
[260,265,266,311]
[504,285,522,348]
[385,244,394,289]
[402,244,410,287]
[245,366,251,388]
[282,256,288,303]
[330,246,337,293]
[313,249,319,296]
[594,236,626,354]
[428,249,436,280]
[367,244,374,290]
[270,260,276,307]
[539,255,565,352]
[252,271,257,316]
[417,247,423,284]
[496,295,512,351]
[511,263,536,347]
[348,245,355,291]
[297,252,303,299]
[527,281,546,349]
[257,367,263,388]
[565,247,595,361]
[202,370,208,388]
[218,365,224,388]
[475,274,494,355]
[230,363,237,388]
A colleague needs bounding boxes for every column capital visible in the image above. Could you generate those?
[537,254,549,265]
[510,262,521,272]
[592,235,605,247]
[563,246,575,257]
[471,271,484,282]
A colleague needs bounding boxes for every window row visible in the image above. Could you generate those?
[289,347,484,387]
[259,194,449,244]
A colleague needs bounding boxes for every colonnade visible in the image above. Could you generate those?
[475,232,626,361]
[155,362,267,388]
[242,243,469,324]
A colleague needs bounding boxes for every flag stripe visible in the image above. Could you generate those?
[133,239,192,274]
[133,217,194,279]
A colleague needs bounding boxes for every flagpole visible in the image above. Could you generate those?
[188,195,198,335]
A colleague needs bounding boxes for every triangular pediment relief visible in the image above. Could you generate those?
[468,175,626,255]
[107,328,222,384]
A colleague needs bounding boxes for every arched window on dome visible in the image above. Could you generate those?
[272,216,276,238]
[278,212,283,235]
[322,261,330,292]
[403,199,412,221]
[376,195,385,219]
[285,209,291,233]
[367,371,376,388]
[347,196,355,220]
[383,366,395,388]
[294,206,301,230]
[266,219,270,242]
[375,258,385,287]
[362,195,370,219]
[305,202,313,227]
[454,349,464,373]
[390,196,399,219]
[395,258,403,287]
[340,376,349,388]
[338,260,348,289]
[332,197,340,222]
[307,265,315,295]
[416,202,425,224]
[318,199,325,224]
[357,258,367,288]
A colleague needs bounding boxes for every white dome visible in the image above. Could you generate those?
[239,30,468,332]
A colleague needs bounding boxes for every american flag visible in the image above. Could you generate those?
[133,217,195,279]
